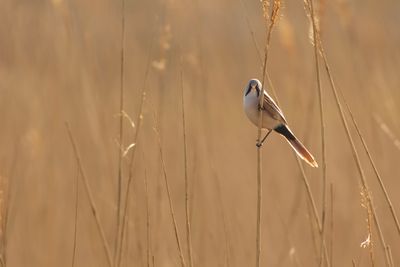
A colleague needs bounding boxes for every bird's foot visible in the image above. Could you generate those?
[256,142,263,148]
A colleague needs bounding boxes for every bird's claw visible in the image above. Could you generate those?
[256,142,263,148]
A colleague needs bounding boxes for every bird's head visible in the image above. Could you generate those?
[245,78,262,97]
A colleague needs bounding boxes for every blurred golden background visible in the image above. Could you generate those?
[1,0,400,266]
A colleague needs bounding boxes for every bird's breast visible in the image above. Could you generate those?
[243,93,281,130]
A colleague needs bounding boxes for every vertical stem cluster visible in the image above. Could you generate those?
[153,115,186,267]
[304,1,392,264]
[66,124,113,267]
[307,0,329,266]
[256,2,281,266]
[115,0,126,264]
[180,65,194,267]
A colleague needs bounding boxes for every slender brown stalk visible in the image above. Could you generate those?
[342,102,400,235]
[256,2,281,266]
[302,0,392,265]
[71,165,79,267]
[241,0,323,237]
[242,1,332,265]
[307,0,328,265]
[66,123,113,267]
[362,187,375,267]
[118,203,130,266]
[297,157,330,266]
[239,0,280,100]
[1,148,18,267]
[255,124,263,267]
[0,175,9,267]
[386,245,394,267]
[214,173,231,267]
[116,93,146,267]
[144,166,151,267]
[180,63,194,267]
[153,114,186,267]
[247,0,327,244]
[368,215,375,267]
[329,183,334,267]
[306,199,319,264]
[334,5,400,236]
[244,1,330,265]
[116,24,157,267]
[309,11,391,265]
[204,136,232,266]
[238,0,262,64]
[115,0,126,261]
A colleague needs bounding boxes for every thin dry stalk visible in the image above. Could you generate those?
[297,159,321,230]
[144,166,152,267]
[244,1,329,265]
[303,1,392,265]
[219,192,231,267]
[71,165,80,267]
[361,188,375,267]
[245,0,321,223]
[204,137,232,266]
[66,123,113,267]
[0,175,9,267]
[0,149,18,267]
[212,166,232,267]
[239,0,262,61]
[242,0,322,233]
[260,0,281,86]
[308,12,392,266]
[369,204,390,266]
[297,158,330,266]
[386,245,394,267]
[116,25,157,267]
[329,183,334,267]
[239,0,277,101]
[256,71,264,267]
[342,102,400,235]
[257,2,281,267]
[153,114,186,267]
[306,199,319,265]
[117,202,130,266]
[332,5,400,234]
[244,2,327,254]
[368,221,374,267]
[116,0,126,261]
[115,94,145,267]
[307,0,328,265]
[180,65,194,267]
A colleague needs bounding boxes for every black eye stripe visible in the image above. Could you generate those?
[255,85,260,97]
[245,84,252,96]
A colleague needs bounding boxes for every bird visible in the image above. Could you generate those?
[243,78,318,168]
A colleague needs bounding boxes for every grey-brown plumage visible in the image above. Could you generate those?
[244,78,318,168]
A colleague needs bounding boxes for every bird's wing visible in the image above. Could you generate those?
[263,92,287,124]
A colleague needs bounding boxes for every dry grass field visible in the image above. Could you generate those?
[1,0,400,266]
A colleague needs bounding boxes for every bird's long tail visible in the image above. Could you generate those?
[274,124,318,168]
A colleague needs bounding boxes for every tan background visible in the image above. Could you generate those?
[1,0,400,266]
